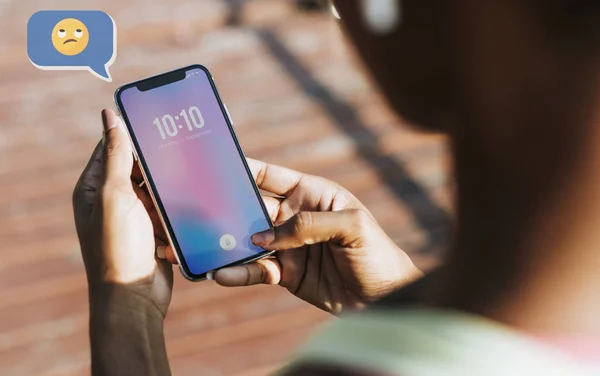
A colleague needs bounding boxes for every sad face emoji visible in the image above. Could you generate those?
[51,18,89,56]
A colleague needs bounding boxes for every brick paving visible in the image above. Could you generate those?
[0,1,452,375]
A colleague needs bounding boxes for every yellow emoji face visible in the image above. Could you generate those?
[51,18,89,56]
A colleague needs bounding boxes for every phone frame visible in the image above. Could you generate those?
[114,64,274,281]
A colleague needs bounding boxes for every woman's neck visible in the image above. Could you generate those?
[428,106,600,335]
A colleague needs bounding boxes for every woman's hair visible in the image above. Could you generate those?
[335,0,600,133]
[335,0,600,310]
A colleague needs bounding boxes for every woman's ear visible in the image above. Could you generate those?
[333,0,455,132]
[359,0,402,34]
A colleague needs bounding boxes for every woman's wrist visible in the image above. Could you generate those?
[374,259,425,301]
[89,283,171,376]
[89,281,165,321]
[89,282,167,350]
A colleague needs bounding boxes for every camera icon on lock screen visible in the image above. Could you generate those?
[27,10,116,82]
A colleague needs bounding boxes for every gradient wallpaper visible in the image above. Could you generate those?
[119,68,270,276]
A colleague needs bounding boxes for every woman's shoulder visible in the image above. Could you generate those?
[278,363,394,376]
[277,307,594,376]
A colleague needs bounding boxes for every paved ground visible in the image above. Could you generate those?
[0,1,452,375]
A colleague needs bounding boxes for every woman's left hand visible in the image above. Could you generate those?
[72,109,173,316]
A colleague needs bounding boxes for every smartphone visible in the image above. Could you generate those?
[114,64,273,281]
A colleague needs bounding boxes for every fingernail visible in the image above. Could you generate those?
[206,271,214,280]
[156,246,166,259]
[251,229,275,246]
[102,109,118,132]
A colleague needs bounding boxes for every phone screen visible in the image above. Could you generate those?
[116,66,271,278]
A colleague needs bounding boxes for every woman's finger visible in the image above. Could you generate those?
[131,162,145,187]
[262,196,281,222]
[101,109,133,188]
[156,244,178,264]
[246,158,305,197]
[251,209,371,251]
[132,179,167,243]
[213,258,282,286]
[132,177,153,210]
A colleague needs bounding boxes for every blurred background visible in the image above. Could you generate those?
[0,0,452,375]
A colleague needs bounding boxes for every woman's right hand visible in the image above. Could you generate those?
[212,159,423,314]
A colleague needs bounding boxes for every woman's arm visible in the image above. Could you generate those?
[73,110,174,376]
[89,284,171,376]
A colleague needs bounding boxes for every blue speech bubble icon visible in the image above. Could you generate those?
[27,10,116,82]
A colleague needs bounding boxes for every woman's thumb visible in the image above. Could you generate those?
[101,109,133,187]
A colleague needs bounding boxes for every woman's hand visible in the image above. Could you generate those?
[73,109,173,317]
[73,109,173,375]
[213,160,423,314]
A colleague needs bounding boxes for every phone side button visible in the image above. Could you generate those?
[224,104,234,126]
